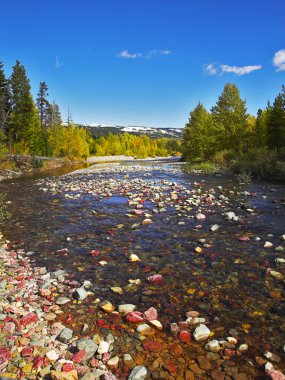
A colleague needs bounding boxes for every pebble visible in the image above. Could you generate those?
[136,324,155,336]
[210,224,219,232]
[98,341,110,354]
[193,324,211,342]
[118,304,136,315]
[128,366,148,380]
[74,287,88,300]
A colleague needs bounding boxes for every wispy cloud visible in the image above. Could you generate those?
[204,63,262,76]
[118,49,172,60]
[220,64,262,75]
[273,49,285,71]
[118,50,142,59]
[55,56,64,68]
[204,63,217,75]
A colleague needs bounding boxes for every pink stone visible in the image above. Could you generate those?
[62,363,74,372]
[238,236,250,241]
[179,330,191,343]
[56,248,69,255]
[147,274,163,285]
[3,322,16,333]
[0,347,11,361]
[266,369,285,380]
[143,307,158,321]
[71,350,87,363]
[125,311,144,323]
[102,352,111,362]
[178,321,188,329]
[39,288,51,297]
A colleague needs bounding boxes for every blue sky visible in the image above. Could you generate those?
[0,0,284,128]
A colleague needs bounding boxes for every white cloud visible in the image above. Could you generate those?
[55,56,64,68]
[220,64,262,75]
[118,50,142,59]
[204,63,217,75]
[118,49,172,60]
[273,49,285,71]
[160,50,172,55]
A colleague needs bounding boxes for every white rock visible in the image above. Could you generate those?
[97,341,110,354]
[275,258,285,264]
[193,324,211,342]
[46,350,59,361]
[128,366,148,380]
[195,213,206,220]
[136,324,155,336]
[149,320,163,331]
[264,241,273,248]
[129,254,140,262]
[210,224,219,232]
[118,304,136,315]
[238,343,249,353]
[107,356,119,368]
[205,340,221,353]
[227,337,237,344]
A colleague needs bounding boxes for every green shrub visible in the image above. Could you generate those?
[183,161,219,174]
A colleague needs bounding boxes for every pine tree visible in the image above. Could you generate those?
[182,102,215,160]
[267,85,285,157]
[211,83,248,153]
[254,109,268,148]
[9,60,42,154]
[0,61,11,132]
[36,82,50,128]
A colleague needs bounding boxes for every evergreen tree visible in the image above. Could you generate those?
[36,82,50,128]
[9,60,42,154]
[0,61,11,132]
[254,109,268,148]
[267,85,285,157]
[182,102,215,160]
[211,83,248,152]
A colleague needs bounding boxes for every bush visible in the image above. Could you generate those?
[183,161,219,174]
[212,149,236,166]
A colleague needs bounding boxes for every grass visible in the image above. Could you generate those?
[183,161,220,174]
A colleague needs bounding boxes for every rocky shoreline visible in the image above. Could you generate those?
[1,239,284,380]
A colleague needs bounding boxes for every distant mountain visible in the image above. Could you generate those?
[77,123,183,139]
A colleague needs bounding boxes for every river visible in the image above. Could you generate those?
[0,159,284,379]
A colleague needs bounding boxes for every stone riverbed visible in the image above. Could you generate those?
[0,160,284,379]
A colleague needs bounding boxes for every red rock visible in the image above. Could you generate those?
[91,250,100,257]
[224,349,236,356]
[147,274,163,285]
[71,350,87,363]
[164,361,177,375]
[62,363,74,372]
[125,311,144,323]
[170,343,183,356]
[179,330,191,343]
[143,307,158,321]
[33,355,43,368]
[65,314,74,324]
[21,347,33,357]
[20,312,38,326]
[56,248,69,255]
[0,347,11,361]
[142,340,162,352]
[238,236,250,241]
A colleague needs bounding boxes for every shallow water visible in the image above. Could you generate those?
[0,160,284,377]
